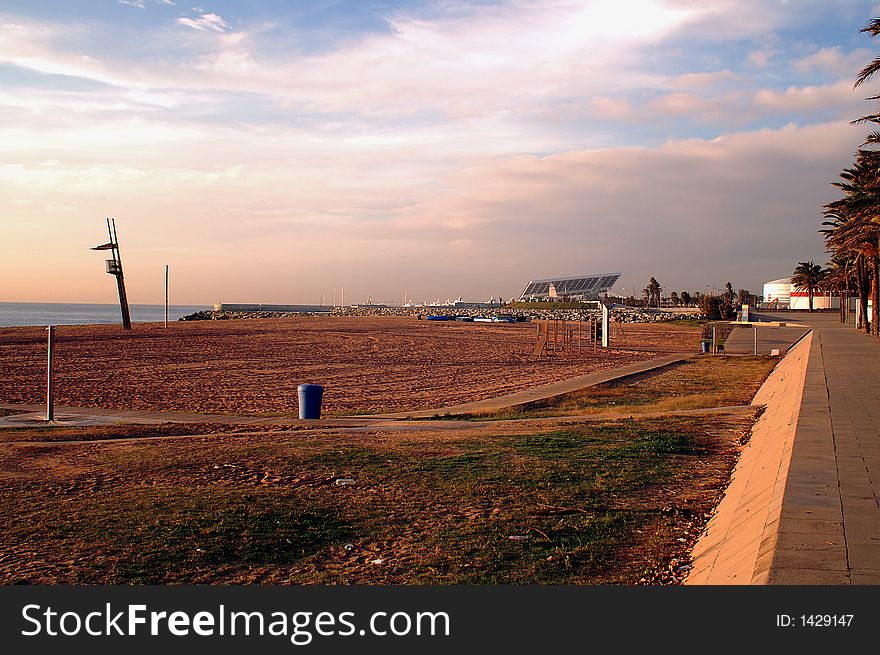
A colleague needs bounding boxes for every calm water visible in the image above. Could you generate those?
[0,303,209,328]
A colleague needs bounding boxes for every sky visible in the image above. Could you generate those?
[2,0,880,305]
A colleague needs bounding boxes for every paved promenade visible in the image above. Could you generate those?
[688,312,880,584]
[772,313,880,584]
[722,324,810,355]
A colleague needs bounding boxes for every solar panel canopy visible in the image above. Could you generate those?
[520,273,622,300]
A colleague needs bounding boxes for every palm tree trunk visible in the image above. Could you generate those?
[871,250,880,337]
[857,257,869,332]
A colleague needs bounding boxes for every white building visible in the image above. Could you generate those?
[763,278,791,308]
[762,277,839,310]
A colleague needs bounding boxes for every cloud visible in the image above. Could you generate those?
[372,121,863,295]
[753,79,860,112]
[669,70,739,89]
[118,0,145,8]
[2,114,862,302]
[794,46,871,77]
[177,12,230,33]
[1,1,859,141]
[1,1,878,302]
[747,50,772,67]
[591,96,636,121]
[648,91,717,117]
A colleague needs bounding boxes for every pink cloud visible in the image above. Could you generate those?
[591,96,635,121]
[794,46,872,77]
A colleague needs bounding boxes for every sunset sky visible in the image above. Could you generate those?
[2,0,880,305]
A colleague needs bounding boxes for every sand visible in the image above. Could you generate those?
[0,316,700,416]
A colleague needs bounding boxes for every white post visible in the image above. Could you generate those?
[753,325,758,356]
[46,325,55,421]
[601,303,610,348]
[712,325,716,355]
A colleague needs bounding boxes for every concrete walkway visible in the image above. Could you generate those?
[0,404,370,429]
[687,312,880,584]
[722,324,810,355]
[350,352,690,419]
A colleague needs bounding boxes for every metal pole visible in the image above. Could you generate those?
[712,326,716,355]
[164,264,169,329]
[46,325,55,421]
[753,325,758,356]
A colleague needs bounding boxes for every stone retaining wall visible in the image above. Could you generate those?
[684,332,813,584]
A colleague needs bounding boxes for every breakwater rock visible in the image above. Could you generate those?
[180,307,702,323]
[332,306,700,322]
[179,309,327,321]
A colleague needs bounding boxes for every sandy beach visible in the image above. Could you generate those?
[0,316,701,416]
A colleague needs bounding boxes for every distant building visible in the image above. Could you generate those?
[762,278,791,308]
[520,273,622,301]
[762,277,839,310]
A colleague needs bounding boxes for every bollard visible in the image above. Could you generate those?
[298,384,324,419]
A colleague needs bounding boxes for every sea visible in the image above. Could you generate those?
[0,302,210,328]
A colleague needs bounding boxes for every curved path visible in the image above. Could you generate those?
[349,352,690,419]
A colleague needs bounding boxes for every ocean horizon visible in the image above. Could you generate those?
[0,302,210,328]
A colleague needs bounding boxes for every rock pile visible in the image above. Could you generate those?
[181,306,702,323]
[179,309,329,321]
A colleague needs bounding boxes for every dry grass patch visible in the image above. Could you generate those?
[0,422,313,444]
[464,356,777,420]
[0,412,753,585]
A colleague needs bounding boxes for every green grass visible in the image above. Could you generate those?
[9,487,356,584]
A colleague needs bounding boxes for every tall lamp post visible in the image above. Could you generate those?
[91,218,132,330]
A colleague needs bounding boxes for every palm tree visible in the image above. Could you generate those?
[822,152,879,333]
[645,277,661,308]
[791,261,826,312]
[724,282,734,307]
[855,18,880,119]
[823,255,858,323]
[841,18,880,335]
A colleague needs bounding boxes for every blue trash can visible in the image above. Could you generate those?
[298,384,324,419]
[701,340,711,354]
